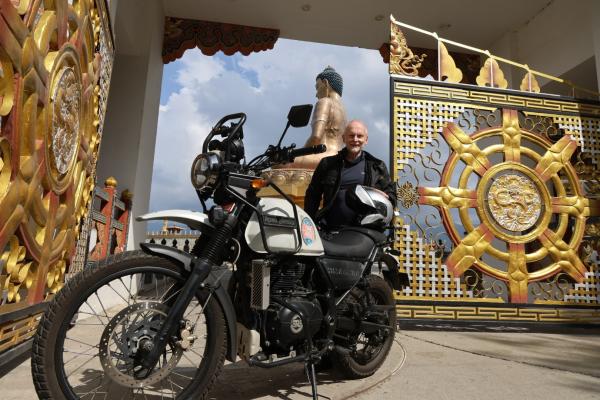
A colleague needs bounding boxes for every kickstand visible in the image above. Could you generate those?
[304,361,318,400]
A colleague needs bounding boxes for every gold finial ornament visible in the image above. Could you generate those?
[389,23,426,76]
[121,189,133,202]
[520,71,541,93]
[476,57,508,89]
[439,42,463,83]
[105,176,118,187]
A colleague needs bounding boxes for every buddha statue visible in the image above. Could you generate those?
[263,67,347,205]
[285,66,348,170]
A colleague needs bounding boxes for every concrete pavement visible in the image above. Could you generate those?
[1,328,598,399]
[359,330,600,400]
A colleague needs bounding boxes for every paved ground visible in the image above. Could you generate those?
[1,328,599,399]
[360,329,600,400]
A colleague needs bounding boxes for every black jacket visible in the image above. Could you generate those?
[304,149,396,222]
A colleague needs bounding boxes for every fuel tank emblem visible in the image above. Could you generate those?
[301,217,316,246]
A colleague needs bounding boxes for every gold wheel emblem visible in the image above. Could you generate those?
[487,173,541,232]
[51,67,81,175]
[419,109,589,303]
[45,47,83,194]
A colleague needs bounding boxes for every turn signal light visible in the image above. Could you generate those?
[251,178,268,189]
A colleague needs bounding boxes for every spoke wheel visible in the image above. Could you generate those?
[32,251,227,399]
[333,275,396,379]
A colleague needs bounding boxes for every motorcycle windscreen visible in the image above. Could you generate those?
[244,197,324,255]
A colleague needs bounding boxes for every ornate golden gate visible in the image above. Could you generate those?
[389,18,600,324]
[0,0,113,358]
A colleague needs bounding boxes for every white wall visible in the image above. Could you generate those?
[97,0,165,250]
[489,0,598,91]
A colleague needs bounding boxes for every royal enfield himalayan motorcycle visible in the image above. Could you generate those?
[31,104,408,399]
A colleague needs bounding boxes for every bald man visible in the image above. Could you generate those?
[304,120,396,229]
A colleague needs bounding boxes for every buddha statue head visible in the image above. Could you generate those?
[316,66,343,99]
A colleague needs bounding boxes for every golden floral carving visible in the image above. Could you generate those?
[397,181,419,208]
[520,71,541,93]
[0,0,112,313]
[0,48,15,117]
[439,42,463,83]
[46,259,65,294]
[389,23,426,76]
[476,58,508,89]
[262,169,314,186]
[1,236,34,303]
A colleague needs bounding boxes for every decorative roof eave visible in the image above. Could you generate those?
[162,17,280,64]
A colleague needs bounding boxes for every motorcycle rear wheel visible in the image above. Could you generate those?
[333,275,396,379]
[31,250,227,399]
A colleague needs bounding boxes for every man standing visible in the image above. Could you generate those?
[304,120,396,229]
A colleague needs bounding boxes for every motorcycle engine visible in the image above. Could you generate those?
[261,263,323,353]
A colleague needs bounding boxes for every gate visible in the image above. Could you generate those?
[0,0,113,362]
[389,18,600,325]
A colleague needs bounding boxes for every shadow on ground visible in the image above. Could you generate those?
[208,362,344,400]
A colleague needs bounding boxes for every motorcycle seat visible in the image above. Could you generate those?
[340,227,388,245]
[319,227,387,260]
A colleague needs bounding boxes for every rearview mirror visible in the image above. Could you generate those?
[287,104,313,128]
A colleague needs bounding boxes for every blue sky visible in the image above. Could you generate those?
[149,38,391,214]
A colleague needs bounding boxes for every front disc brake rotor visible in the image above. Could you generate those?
[99,302,183,388]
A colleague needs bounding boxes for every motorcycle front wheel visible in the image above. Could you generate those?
[31,250,227,399]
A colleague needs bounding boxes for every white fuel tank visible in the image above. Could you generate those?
[244,197,324,256]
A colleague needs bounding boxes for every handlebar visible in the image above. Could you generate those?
[289,144,327,159]
[272,144,327,164]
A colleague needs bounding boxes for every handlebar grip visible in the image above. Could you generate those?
[289,144,327,159]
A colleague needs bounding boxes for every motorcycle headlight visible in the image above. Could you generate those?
[191,152,221,189]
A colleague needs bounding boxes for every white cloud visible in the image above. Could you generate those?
[176,51,225,87]
[150,39,391,213]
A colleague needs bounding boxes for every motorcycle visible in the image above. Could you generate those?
[31,104,408,399]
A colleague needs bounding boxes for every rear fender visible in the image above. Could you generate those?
[140,243,237,361]
[380,252,410,291]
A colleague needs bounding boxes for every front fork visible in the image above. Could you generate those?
[140,212,237,372]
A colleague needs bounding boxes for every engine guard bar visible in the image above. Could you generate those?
[225,176,302,255]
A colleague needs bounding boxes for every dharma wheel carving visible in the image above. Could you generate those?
[0,0,113,350]
[419,109,589,303]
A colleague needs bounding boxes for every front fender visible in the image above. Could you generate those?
[137,209,214,233]
[140,243,237,362]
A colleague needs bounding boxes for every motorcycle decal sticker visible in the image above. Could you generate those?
[301,217,316,246]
